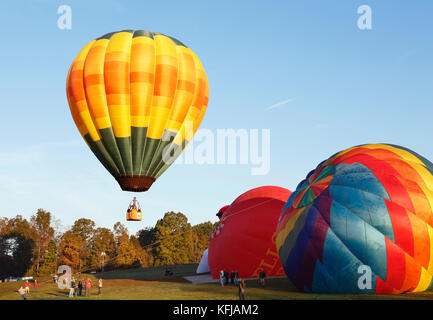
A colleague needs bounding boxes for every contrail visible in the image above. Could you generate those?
[266,98,295,110]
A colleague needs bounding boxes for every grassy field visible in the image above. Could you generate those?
[1,264,433,300]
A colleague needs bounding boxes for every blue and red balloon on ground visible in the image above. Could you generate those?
[208,186,292,279]
[276,144,433,294]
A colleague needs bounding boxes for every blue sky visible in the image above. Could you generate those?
[0,0,432,235]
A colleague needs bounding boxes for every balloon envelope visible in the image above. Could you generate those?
[196,249,210,274]
[276,144,433,294]
[209,186,292,279]
[66,30,209,192]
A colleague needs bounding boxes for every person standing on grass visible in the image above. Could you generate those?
[74,277,79,296]
[238,279,246,300]
[219,270,225,287]
[24,280,30,294]
[85,278,92,296]
[223,270,229,285]
[98,278,103,295]
[34,279,38,292]
[77,279,83,296]
[259,269,266,286]
[69,279,75,298]
[230,271,235,285]
[18,286,27,300]
[234,270,239,286]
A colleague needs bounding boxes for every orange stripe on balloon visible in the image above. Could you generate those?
[406,211,430,270]
[177,80,195,94]
[130,72,154,83]
[385,200,414,257]
[84,74,104,86]
[396,175,433,226]
[399,253,422,293]
[154,64,177,97]
[104,61,129,94]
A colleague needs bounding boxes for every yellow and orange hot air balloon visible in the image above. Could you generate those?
[66,30,209,209]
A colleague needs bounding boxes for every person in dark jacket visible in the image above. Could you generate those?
[259,269,266,286]
[77,279,83,296]
[223,270,229,285]
[234,271,239,286]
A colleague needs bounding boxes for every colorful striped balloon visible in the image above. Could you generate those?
[276,144,433,294]
[66,30,208,191]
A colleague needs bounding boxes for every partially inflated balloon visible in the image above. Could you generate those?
[276,144,433,294]
[66,30,209,191]
[209,186,292,279]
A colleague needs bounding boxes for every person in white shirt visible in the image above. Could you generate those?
[219,270,225,287]
[98,279,103,295]
[18,286,26,300]
[69,279,75,298]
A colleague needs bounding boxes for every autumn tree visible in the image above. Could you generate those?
[30,209,55,275]
[2,215,34,239]
[137,227,156,248]
[70,218,96,271]
[153,212,193,266]
[130,235,153,267]
[113,222,136,268]
[89,227,115,271]
[38,240,57,275]
[58,230,81,272]
[191,221,215,263]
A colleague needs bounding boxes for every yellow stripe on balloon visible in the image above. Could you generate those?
[163,46,196,133]
[413,267,432,292]
[407,162,433,193]
[147,35,178,140]
[83,39,112,130]
[130,35,155,128]
[275,208,305,251]
[79,110,101,142]
[104,32,132,138]
[426,225,433,274]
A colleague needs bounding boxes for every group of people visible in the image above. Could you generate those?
[66,277,103,298]
[17,275,103,299]
[18,279,38,300]
[218,268,267,300]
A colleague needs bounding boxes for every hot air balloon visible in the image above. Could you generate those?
[208,186,292,279]
[66,30,209,198]
[276,144,433,294]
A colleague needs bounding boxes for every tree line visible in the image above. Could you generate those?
[0,209,216,279]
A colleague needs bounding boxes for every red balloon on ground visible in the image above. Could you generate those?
[208,186,292,279]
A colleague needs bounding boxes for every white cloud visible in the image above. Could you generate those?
[265,98,296,110]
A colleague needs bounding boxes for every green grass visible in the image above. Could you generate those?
[1,265,433,300]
